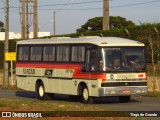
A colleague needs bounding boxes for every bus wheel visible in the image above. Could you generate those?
[36,82,45,100]
[80,85,93,104]
[118,96,131,103]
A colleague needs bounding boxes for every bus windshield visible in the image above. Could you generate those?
[100,47,146,72]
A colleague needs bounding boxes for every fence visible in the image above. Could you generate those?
[0,74,16,86]
[0,75,160,92]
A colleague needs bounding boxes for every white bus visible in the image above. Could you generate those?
[16,37,147,104]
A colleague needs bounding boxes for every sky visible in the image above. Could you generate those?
[0,0,160,35]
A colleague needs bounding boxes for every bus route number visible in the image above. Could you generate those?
[23,68,35,75]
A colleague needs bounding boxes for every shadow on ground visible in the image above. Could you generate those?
[15,90,140,104]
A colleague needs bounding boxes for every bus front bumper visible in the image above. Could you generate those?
[99,86,148,96]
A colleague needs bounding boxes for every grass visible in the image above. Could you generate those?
[0,98,106,111]
[0,85,18,90]
[0,98,157,120]
[0,102,6,107]
[0,69,3,73]
[145,92,160,97]
[147,64,160,77]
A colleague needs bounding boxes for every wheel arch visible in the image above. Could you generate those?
[35,79,43,91]
[77,82,88,95]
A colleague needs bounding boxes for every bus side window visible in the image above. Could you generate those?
[81,50,90,72]
[81,49,98,72]
[17,46,29,61]
[57,46,69,62]
[90,50,97,71]
[43,46,55,61]
[71,46,85,62]
[30,46,42,61]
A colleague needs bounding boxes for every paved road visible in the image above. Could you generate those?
[0,89,160,111]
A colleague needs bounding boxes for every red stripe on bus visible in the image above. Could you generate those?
[16,62,106,81]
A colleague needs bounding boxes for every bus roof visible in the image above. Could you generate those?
[17,37,144,47]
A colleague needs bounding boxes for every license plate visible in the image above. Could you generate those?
[123,90,131,94]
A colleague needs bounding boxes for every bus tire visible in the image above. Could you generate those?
[80,85,93,104]
[118,96,130,103]
[36,82,46,100]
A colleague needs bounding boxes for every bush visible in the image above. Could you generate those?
[0,40,16,69]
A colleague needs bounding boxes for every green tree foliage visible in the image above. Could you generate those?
[0,21,4,27]
[76,16,135,33]
[0,40,16,69]
[52,21,160,64]
[126,23,160,63]
[110,16,135,29]
[0,41,4,69]
[77,17,103,33]
[0,21,5,32]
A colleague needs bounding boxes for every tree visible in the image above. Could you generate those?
[77,17,103,33]
[0,21,5,32]
[76,16,135,33]
[148,27,160,93]
[110,16,135,29]
[130,23,160,92]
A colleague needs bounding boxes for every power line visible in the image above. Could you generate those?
[0,0,103,10]
[0,0,5,11]
[1,0,160,12]
[38,0,103,8]
[31,0,160,8]
[110,0,160,8]
[38,8,102,11]
[0,0,5,5]
[56,0,73,13]
[38,0,160,11]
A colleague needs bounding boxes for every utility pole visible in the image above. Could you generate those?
[33,0,38,38]
[103,0,109,30]
[21,0,26,39]
[3,0,9,86]
[26,0,29,39]
[20,0,38,39]
[53,11,56,35]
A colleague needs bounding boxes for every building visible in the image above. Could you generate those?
[0,32,50,41]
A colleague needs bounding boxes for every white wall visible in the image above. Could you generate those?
[0,32,50,41]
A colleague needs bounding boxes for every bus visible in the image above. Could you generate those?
[16,37,147,104]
